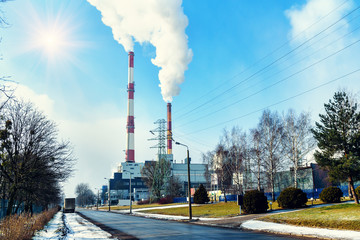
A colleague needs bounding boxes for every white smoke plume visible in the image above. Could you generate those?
[87,0,193,102]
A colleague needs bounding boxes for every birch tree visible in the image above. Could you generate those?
[250,128,265,191]
[282,109,315,188]
[258,110,284,201]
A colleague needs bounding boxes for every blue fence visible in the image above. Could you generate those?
[0,200,44,219]
[211,184,360,202]
[174,184,359,204]
[173,197,194,203]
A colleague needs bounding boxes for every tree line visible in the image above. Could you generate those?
[0,100,75,215]
[203,91,360,204]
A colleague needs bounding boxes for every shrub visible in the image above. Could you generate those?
[355,186,360,198]
[277,187,308,209]
[194,184,210,204]
[158,196,173,204]
[137,199,150,205]
[243,190,268,214]
[319,186,343,203]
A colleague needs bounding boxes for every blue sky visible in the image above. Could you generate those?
[1,0,359,197]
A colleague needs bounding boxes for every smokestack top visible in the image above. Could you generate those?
[128,51,134,68]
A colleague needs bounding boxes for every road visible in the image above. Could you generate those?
[78,209,309,240]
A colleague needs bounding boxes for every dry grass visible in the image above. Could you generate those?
[140,197,353,218]
[0,207,58,240]
[259,203,360,231]
[142,202,242,218]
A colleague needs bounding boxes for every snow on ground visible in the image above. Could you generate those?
[132,210,221,221]
[33,211,63,239]
[63,213,115,239]
[107,204,221,221]
[33,212,115,240]
[242,220,360,240]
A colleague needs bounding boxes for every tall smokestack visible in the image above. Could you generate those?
[167,103,172,154]
[125,51,135,162]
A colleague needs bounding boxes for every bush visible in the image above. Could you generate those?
[158,196,173,204]
[194,184,210,204]
[243,190,268,214]
[319,186,343,203]
[355,186,360,198]
[137,199,150,205]
[277,187,308,209]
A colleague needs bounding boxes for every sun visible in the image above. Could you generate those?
[39,30,65,56]
[21,2,83,64]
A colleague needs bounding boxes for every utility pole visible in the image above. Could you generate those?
[175,141,192,220]
[104,178,111,211]
[129,174,132,214]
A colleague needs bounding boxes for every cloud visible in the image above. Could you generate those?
[87,0,193,102]
[284,0,360,113]
[11,83,55,118]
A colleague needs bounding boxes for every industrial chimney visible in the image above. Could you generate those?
[167,103,172,154]
[125,51,135,163]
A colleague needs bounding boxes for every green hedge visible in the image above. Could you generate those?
[277,187,307,209]
[319,186,343,203]
[243,190,268,214]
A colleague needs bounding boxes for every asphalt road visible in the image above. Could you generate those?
[77,209,307,240]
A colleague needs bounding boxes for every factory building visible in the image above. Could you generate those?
[172,159,207,191]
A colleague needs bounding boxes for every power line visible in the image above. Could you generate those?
[175,3,360,120]
[178,67,360,136]
[176,25,360,128]
[176,12,360,124]
[175,0,350,116]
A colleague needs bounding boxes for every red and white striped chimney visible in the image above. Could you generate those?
[125,51,135,163]
[167,103,172,155]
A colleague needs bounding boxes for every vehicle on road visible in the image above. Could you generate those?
[63,198,76,213]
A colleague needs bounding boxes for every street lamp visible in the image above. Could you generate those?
[104,178,111,211]
[123,170,133,214]
[175,141,192,220]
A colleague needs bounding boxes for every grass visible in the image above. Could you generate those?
[0,207,59,240]
[259,203,360,231]
[142,202,242,218]
[139,197,354,218]
[98,202,186,211]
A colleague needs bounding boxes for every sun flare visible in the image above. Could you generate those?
[39,30,64,55]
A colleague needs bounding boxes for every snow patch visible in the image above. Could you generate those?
[34,212,115,239]
[63,213,115,239]
[242,220,360,240]
[33,211,63,239]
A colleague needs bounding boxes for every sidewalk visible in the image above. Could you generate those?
[109,202,360,240]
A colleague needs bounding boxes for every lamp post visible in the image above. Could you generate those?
[104,178,111,211]
[123,170,133,214]
[175,141,192,220]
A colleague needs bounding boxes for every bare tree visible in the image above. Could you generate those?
[213,144,232,202]
[202,151,213,190]
[141,161,157,191]
[250,128,265,191]
[166,175,182,198]
[258,110,284,201]
[141,159,171,200]
[222,127,250,195]
[0,101,75,215]
[75,183,96,207]
[282,109,315,188]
